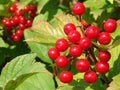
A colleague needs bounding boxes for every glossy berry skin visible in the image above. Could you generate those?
[48,48,60,60]
[81,19,89,27]
[26,20,32,27]
[55,38,68,52]
[98,50,111,62]
[84,71,97,83]
[72,2,85,16]
[98,32,111,45]
[69,45,82,57]
[1,18,7,25]
[64,23,76,35]
[23,6,30,12]
[56,56,68,68]
[76,59,90,72]
[19,16,27,24]
[4,20,11,27]
[15,10,23,16]
[104,19,117,33]
[10,19,16,26]
[79,37,91,50]
[60,71,73,83]
[12,34,21,42]
[68,30,80,43]
[9,6,17,13]
[15,29,24,37]
[19,23,26,30]
[13,16,19,24]
[86,26,100,39]
[95,62,109,74]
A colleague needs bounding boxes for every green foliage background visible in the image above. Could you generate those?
[0,0,120,90]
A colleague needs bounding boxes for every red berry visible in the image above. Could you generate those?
[12,34,21,42]
[29,5,37,12]
[26,19,32,27]
[86,26,100,39]
[10,19,16,26]
[4,20,11,27]
[104,19,117,33]
[30,12,36,18]
[84,71,97,83]
[76,59,90,72]
[23,6,30,12]
[48,48,60,60]
[98,32,111,45]
[60,71,73,83]
[9,6,17,13]
[19,16,27,24]
[64,23,76,35]
[13,16,19,24]
[5,26,12,31]
[15,29,24,37]
[55,38,68,52]
[2,18,7,25]
[15,10,23,16]
[13,2,19,7]
[68,30,81,43]
[69,45,82,57]
[79,37,91,50]
[81,19,89,27]
[98,50,111,62]
[56,56,68,68]
[19,23,26,30]
[95,62,109,74]
[72,2,85,16]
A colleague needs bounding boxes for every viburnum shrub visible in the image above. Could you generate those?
[1,1,37,42]
[48,2,117,84]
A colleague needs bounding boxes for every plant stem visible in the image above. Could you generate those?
[52,66,58,77]
[101,74,109,86]
[88,48,97,64]
[88,48,109,86]
[68,56,74,71]
[78,16,85,37]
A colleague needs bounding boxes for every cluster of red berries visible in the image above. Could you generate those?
[48,2,117,84]
[1,2,37,42]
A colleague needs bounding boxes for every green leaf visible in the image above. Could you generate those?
[107,0,114,4]
[0,38,8,48]
[15,71,55,90]
[84,0,107,19]
[5,73,38,90]
[107,74,120,90]
[33,14,47,25]
[109,40,120,49]
[24,30,52,64]
[0,53,37,87]
[18,0,33,9]
[0,0,10,4]
[31,20,66,44]
[0,53,55,90]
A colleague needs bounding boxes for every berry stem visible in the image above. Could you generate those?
[88,48,109,86]
[52,65,58,77]
[88,48,97,64]
[78,16,85,37]
[68,56,74,71]
[101,74,109,86]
